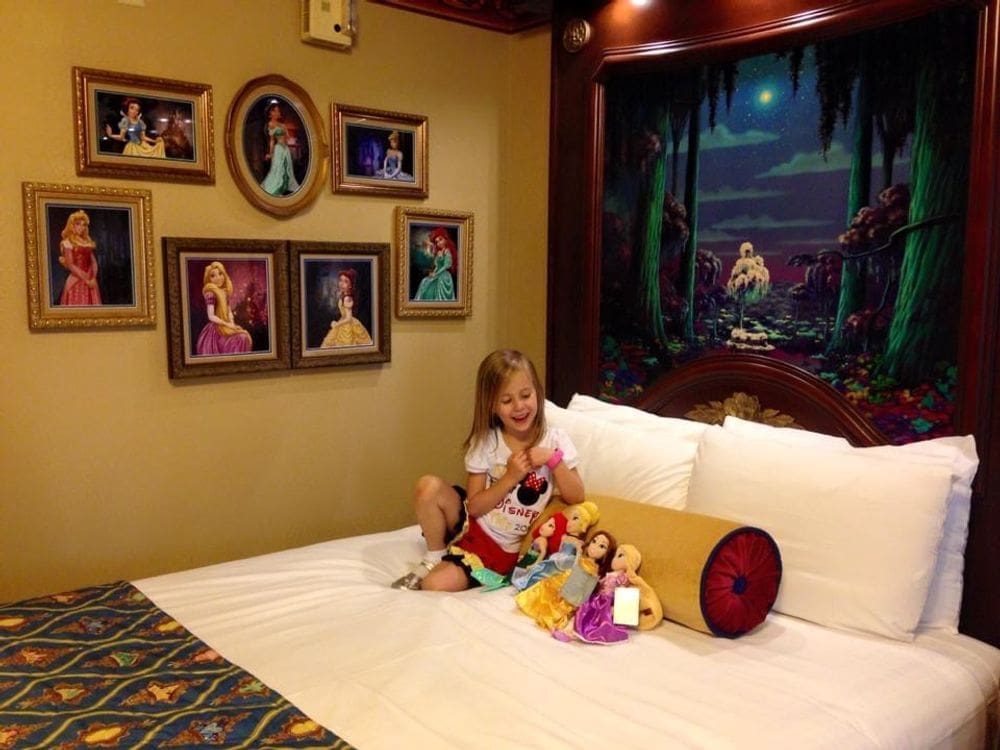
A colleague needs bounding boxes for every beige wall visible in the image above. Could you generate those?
[0,1,551,601]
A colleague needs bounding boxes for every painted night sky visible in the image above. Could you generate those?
[679,48,909,285]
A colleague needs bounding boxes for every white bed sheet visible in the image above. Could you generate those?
[135,526,1000,750]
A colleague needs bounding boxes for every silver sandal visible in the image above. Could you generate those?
[390,560,436,590]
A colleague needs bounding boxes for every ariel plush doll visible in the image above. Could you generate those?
[509,500,600,591]
[475,511,570,591]
[514,529,617,633]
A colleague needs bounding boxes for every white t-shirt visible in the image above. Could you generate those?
[464,425,579,553]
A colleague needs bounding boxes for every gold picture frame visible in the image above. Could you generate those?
[289,241,391,368]
[332,103,428,198]
[395,206,473,318]
[22,182,155,329]
[73,67,214,184]
[225,75,329,218]
[162,237,291,379]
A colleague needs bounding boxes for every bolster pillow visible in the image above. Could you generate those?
[525,495,782,637]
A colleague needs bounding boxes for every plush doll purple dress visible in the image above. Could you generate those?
[573,569,632,644]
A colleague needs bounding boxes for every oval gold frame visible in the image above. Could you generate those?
[224,75,328,218]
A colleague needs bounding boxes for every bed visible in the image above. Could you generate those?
[3,356,999,749]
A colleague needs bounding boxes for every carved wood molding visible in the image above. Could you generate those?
[685,392,799,428]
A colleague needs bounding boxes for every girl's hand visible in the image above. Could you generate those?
[505,450,531,484]
[526,446,554,468]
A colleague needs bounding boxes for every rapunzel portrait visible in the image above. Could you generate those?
[195,261,253,356]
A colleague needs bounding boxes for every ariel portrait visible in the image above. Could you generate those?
[413,227,457,302]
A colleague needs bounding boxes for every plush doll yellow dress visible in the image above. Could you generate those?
[514,530,615,632]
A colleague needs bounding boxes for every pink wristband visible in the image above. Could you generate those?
[546,448,564,470]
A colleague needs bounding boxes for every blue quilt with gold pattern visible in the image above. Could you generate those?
[0,581,354,748]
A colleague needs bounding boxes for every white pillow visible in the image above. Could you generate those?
[545,401,695,509]
[686,425,953,641]
[567,393,709,442]
[722,416,978,633]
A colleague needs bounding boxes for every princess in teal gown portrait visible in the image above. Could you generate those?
[414,227,457,301]
[261,103,300,196]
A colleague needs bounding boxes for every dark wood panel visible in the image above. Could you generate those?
[546,0,1000,645]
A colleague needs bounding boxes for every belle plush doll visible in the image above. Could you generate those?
[514,529,617,632]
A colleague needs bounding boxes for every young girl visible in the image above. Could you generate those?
[391,349,586,591]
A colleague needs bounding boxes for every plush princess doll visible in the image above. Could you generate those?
[510,501,600,591]
[515,529,617,632]
[570,543,663,644]
[477,512,569,590]
[518,512,568,569]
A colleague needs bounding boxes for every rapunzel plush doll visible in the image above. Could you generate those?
[569,543,663,644]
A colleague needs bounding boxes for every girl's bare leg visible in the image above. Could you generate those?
[391,475,464,589]
[413,475,462,550]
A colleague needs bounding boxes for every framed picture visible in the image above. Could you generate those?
[395,207,473,317]
[225,75,328,218]
[289,241,391,368]
[73,67,214,184]
[332,104,428,198]
[22,182,155,329]
[163,237,290,379]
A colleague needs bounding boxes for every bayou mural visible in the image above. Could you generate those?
[599,8,976,443]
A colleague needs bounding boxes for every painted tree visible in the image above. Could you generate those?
[604,65,734,348]
[727,242,771,330]
[880,11,975,383]
[679,62,738,343]
[636,98,671,345]
[811,25,918,354]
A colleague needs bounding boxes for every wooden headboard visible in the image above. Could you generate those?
[638,353,886,447]
[544,0,1000,647]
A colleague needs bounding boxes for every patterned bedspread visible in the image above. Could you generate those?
[0,581,354,749]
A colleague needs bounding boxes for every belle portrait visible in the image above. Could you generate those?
[321,268,373,348]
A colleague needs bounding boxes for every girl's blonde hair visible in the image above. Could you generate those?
[464,349,545,450]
